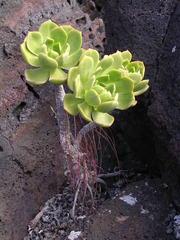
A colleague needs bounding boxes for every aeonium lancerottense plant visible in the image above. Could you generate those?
[64,49,149,127]
[20,19,149,128]
[20,20,82,85]
[20,19,149,219]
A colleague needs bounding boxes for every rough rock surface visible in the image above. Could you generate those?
[86,179,177,240]
[101,0,180,208]
[1,0,180,239]
[0,1,105,239]
[23,178,178,240]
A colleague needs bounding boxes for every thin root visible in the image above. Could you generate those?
[71,180,82,220]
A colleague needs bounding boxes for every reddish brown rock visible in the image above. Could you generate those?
[0,1,105,239]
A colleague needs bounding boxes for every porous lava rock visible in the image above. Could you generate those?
[0,1,105,239]
[101,0,180,208]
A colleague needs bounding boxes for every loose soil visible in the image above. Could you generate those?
[24,178,178,240]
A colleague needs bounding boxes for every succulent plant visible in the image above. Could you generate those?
[20,20,82,85]
[20,20,148,127]
[64,49,149,127]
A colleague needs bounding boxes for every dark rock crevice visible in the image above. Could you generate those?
[100,0,180,209]
[153,0,179,91]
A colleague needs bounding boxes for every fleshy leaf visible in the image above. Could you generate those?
[62,25,73,33]
[100,91,112,102]
[96,75,109,84]
[63,94,83,116]
[78,56,93,84]
[115,76,134,94]
[49,68,67,85]
[123,59,130,68]
[56,44,70,67]
[27,32,43,56]
[38,53,58,69]
[138,61,145,78]
[108,70,122,83]
[85,89,101,106]
[121,50,132,61]
[92,111,114,127]
[127,72,142,84]
[67,29,82,55]
[48,49,59,59]
[94,66,102,76]
[106,83,116,95]
[97,101,118,113]
[92,85,105,94]
[39,44,48,55]
[127,62,139,73]
[83,49,99,71]
[53,43,61,55]
[25,68,49,85]
[61,49,83,70]
[134,80,149,96]
[45,38,54,49]
[50,26,68,48]
[74,74,84,98]
[39,20,58,39]
[85,75,96,90]
[20,41,41,67]
[67,67,78,91]
[111,51,123,69]
[116,92,134,110]
[78,102,92,122]
[96,55,114,76]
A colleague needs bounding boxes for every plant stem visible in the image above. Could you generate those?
[55,85,97,168]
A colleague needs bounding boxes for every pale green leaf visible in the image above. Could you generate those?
[85,75,96,90]
[127,72,142,84]
[62,25,73,33]
[53,43,61,55]
[108,70,122,83]
[20,41,41,67]
[111,51,123,69]
[61,49,83,70]
[39,20,58,39]
[45,38,54,49]
[138,61,145,78]
[63,94,83,116]
[96,55,114,76]
[92,85,105,94]
[49,68,67,85]
[74,74,84,98]
[115,76,134,94]
[39,44,48,55]
[121,50,132,61]
[134,80,149,96]
[27,31,43,56]
[96,75,109,84]
[78,56,93,84]
[105,83,116,96]
[83,49,99,71]
[38,53,58,69]
[67,67,78,91]
[50,26,68,48]
[116,92,134,110]
[25,68,49,85]
[97,101,118,113]
[56,44,70,67]
[127,61,139,73]
[85,89,101,106]
[48,49,59,59]
[92,111,114,127]
[67,29,82,55]
[78,101,92,122]
[100,91,112,102]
